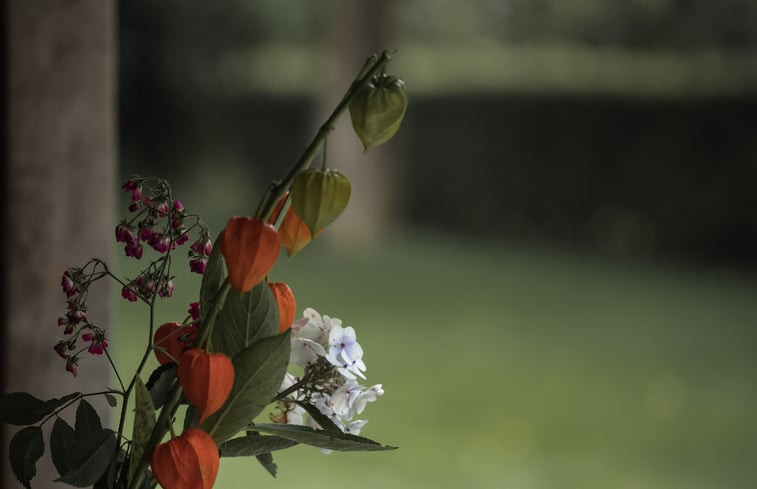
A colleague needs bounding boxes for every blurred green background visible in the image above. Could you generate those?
[114,1,757,488]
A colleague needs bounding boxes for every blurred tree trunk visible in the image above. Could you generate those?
[2,1,115,487]
[323,0,398,245]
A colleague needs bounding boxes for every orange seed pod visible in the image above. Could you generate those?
[278,207,312,257]
[177,348,235,424]
[154,322,195,365]
[218,217,280,292]
[267,282,296,333]
[151,428,220,489]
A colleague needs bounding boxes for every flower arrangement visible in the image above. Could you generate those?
[0,50,406,489]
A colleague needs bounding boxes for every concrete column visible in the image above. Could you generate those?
[3,1,116,486]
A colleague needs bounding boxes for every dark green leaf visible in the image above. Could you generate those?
[55,429,117,487]
[210,281,280,359]
[104,393,117,408]
[129,377,155,484]
[183,405,198,431]
[9,426,44,489]
[255,452,278,478]
[75,399,102,441]
[50,417,77,476]
[145,363,176,409]
[295,401,342,432]
[0,391,80,425]
[200,231,226,322]
[252,424,397,452]
[202,332,290,443]
[219,434,297,457]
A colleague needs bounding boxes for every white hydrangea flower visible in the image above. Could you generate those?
[329,380,384,420]
[326,324,366,379]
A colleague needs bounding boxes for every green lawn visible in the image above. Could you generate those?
[113,236,757,489]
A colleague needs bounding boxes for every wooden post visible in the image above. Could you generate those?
[3,1,115,487]
[323,0,398,245]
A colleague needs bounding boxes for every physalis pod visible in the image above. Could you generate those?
[153,322,196,365]
[291,169,351,236]
[151,428,220,489]
[349,73,408,150]
[177,348,235,424]
[218,217,280,292]
[267,282,296,333]
[278,207,312,257]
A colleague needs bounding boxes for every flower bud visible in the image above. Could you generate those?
[218,217,280,292]
[178,349,235,424]
[151,428,220,489]
[267,282,296,333]
[349,73,408,150]
[291,169,351,236]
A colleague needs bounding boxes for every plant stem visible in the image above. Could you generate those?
[127,279,230,489]
[256,50,393,222]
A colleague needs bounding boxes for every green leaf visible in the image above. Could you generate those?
[9,426,44,489]
[200,231,226,321]
[129,377,156,484]
[295,401,342,432]
[209,280,280,359]
[75,399,102,441]
[251,424,397,452]
[55,429,117,487]
[145,363,176,409]
[219,433,297,457]
[255,452,278,478]
[50,417,77,476]
[104,393,118,408]
[183,405,199,431]
[202,332,290,443]
[0,391,80,425]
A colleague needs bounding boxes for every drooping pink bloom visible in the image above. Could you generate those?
[61,271,78,298]
[173,199,185,213]
[121,285,138,302]
[188,302,201,320]
[125,243,144,259]
[189,258,207,275]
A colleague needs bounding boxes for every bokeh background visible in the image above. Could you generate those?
[115,1,757,488]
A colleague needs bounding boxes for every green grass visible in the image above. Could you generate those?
[112,236,757,489]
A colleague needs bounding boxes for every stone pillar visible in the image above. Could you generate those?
[3,1,116,486]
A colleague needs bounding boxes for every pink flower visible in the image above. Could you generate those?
[176,233,190,246]
[149,234,170,254]
[53,342,68,359]
[125,243,143,259]
[173,199,185,213]
[158,280,174,298]
[82,333,108,355]
[189,258,207,275]
[139,226,155,242]
[61,271,78,297]
[121,286,138,302]
[115,224,136,244]
[122,179,143,201]
[188,302,201,320]
[128,202,140,213]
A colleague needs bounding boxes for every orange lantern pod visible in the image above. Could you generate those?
[278,207,313,257]
[177,349,235,424]
[151,428,220,489]
[267,282,296,333]
[218,217,280,292]
[153,322,196,365]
